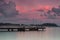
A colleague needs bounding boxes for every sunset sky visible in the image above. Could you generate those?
[5,0,60,12]
[0,0,60,25]
[15,0,60,12]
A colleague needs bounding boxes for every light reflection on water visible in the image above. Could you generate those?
[0,27,60,40]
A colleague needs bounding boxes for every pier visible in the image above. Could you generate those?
[0,26,46,32]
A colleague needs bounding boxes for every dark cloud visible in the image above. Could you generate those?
[36,9,57,19]
[0,0,19,17]
[47,10,57,19]
[52,7,60,16]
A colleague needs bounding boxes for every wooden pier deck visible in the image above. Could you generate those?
[0,26,46,32]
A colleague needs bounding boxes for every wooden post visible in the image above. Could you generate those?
[8,29,10,31]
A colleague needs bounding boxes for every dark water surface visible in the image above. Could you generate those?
[0,27,60,40]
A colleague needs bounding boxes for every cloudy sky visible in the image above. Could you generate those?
[0,0,60,25]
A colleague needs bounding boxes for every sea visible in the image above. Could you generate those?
[0,27,60,40]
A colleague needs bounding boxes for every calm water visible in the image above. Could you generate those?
[0,27,60,40]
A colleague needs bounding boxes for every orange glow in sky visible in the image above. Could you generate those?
[44,6,50,10]
[16,5,53,13]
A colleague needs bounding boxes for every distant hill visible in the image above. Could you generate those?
[0,23,20,26]
[41,23,58,27]
[0,23,59,27]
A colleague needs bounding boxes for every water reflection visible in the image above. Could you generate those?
[0,32,17,40]
[0,27,60,40]
[17,27,60,40]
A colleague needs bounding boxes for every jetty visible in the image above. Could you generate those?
[0,24,46,32]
